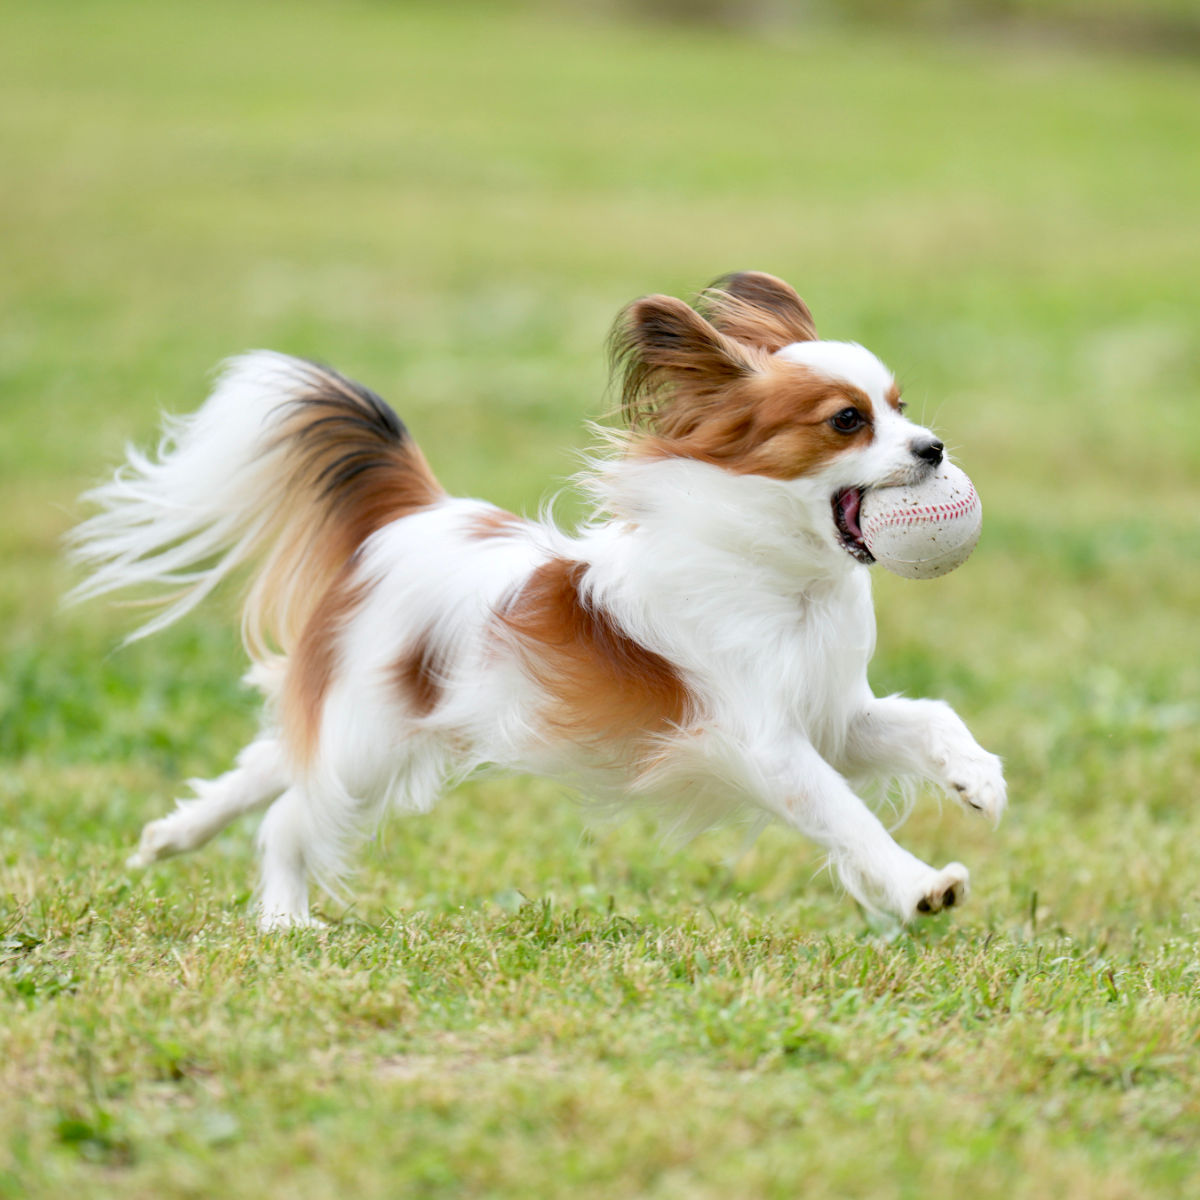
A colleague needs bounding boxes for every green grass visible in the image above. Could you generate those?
[3,1,1200,1196]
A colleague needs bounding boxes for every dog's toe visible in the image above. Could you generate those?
[258,911,326,933]
[127,818,175,869]
[947,756,1007,824]
[914,862,969,917]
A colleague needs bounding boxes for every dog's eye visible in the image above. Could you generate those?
[829,408,866,434]
[896,401,908,414]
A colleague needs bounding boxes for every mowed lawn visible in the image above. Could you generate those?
[3,2,1200,1196]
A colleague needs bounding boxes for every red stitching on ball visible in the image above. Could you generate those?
[863,482,978,533]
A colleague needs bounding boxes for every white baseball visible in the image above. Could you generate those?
[861,462,982,580]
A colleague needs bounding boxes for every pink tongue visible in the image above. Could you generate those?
[839,489,863,539]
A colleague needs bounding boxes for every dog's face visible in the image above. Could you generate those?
[771,338,944,565]
[611,272,944,568]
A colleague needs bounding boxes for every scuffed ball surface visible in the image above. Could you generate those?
[861,462,982,580]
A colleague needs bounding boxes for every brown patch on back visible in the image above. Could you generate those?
[465,508,526,541]
[498,558,690,750]
[391,630,446,718]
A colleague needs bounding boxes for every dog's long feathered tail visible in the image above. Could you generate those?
[66,351,443,659]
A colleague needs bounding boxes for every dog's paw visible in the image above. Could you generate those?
[257,910,327,933]
[913,862,970,917]
[929,734,1006,823]
[946,752,1006,823]
[125,817,178,869]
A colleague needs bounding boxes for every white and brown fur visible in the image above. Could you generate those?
[67,272,1005,929]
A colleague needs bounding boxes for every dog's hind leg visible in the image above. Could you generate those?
[254,784,330,930]
[127,736,287,868]
[251,732,462,930]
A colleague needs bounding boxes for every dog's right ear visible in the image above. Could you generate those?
[610,295,760,431]
[700,271,818,352]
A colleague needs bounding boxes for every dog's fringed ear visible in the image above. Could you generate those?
[699,271,818,353]
[610,295,760,431]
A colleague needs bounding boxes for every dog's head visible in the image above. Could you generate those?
[610,272,945,567]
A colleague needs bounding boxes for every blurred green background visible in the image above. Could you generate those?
[2,1,1199,1196]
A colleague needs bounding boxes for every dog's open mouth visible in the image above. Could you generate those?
[833,488,875,564]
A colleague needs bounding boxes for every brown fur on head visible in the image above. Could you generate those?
[610,271,820,431]
[609,293,761,433]
[609,273,882,481]
[698,271,818,352]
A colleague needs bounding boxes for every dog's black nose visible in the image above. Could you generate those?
[912,437,944,466]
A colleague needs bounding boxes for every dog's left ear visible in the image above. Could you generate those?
[610,294,760,431]
[700,271,818,352]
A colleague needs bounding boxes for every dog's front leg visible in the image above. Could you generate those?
[841,694,1006,822]
[751,739,969,923]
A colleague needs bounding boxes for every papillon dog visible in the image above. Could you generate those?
[68,272,1006,930]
